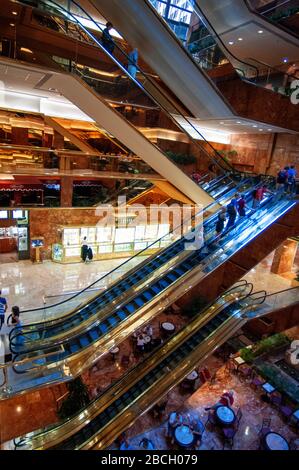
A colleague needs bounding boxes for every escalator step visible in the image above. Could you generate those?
[69,343,80,354]
[117,310,127,320]
[107,316,118,327]
[142,291,153,301]
[134,297,145,307]
[89,330,99,341]
[79,336,90,348]
[99,323,108,334]
[125,303,136,314]
[151,285,161,294]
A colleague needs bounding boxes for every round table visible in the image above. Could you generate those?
[174,425,194,447]
[216,406,236,426]
[264,432,289,450]
[186,371,198,381]
[161,322,175,332]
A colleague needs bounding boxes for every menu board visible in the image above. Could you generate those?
[134,225,146,241]
[65,246,81,257]
[115,227,135,243]
[145,224,158,240]
[80,227,96,243]
[52,243,63,261]
[64,228,80,246]
[97,226,114,243]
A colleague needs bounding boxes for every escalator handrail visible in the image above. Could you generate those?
[9,179,255,344]
[192,0,259,80]
[9,183,275,352]
[9,280,253,442]
[194,0,299,84]
[244,0,299,38]
[250,285,299,300]
[27,0,237,176]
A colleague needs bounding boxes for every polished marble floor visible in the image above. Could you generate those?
[117,357,298,451]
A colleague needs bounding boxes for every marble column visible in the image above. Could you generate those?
[60,176,73,207]
[271,239,298,274]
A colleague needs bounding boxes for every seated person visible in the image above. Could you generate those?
[205,390,234,410]
[190,418,203,449]
[139,437,155,450]
[143,324,153,338]
[167,412,183,442]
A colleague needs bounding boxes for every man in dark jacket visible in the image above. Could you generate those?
[101,22,115,54]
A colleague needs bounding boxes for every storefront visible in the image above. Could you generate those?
[52,222,171,263]
[0,209,30,261]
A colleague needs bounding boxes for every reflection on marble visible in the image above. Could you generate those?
[0,256,146,323]
[115,355,298,450]
[0,383,65,444]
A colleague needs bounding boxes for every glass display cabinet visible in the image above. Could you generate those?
[52,223,171,263]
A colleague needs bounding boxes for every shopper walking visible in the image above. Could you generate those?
[127,48,138,79]
[237,194,247,217]
[81,236,88,262]
[225,200,237,232]
[0,289,7,331]
[101,22,115,54]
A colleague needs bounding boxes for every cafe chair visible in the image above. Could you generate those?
[270,392,282,409]
[206,410,217,430]
[120,355,130,368]
[250,373,265,390]
[258,417,271,437]
[238,365,253,382]
[222,426,237,449]
[279,404,293,422]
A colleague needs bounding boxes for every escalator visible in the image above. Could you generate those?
[246,0,299,39]
[88,0,298,129]
[8,283,299,450]
[5,181,296,394]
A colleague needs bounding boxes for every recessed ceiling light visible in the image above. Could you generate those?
[10,23,15,27]
[228,41,234,45]
[238,37,243,41]
[259,129,263,131]
[253,125,258,128]
[20,47,33,53]
[267,129,272,131]
[258,30,263,34]
[12,11,18,15]
[237,121,241,124]
[220,121,224,124]
[282,57,288,63]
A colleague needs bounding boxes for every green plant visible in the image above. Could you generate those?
[58,377,90,420]
[165,151,196,166]
[240,333,290,363]
[256,363,299,404]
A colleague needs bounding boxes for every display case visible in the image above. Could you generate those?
[52,223,171,263]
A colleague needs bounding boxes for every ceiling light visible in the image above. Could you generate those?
[10,23,15,27]
[238,37,243,41]
[259,129,263,131]
[20,47,33,53]
[253,125,258,128]
[228,41,234,45]
[283,57,288,63]
[237,121,241,124]
[258,30,263,34]
[220,121,224,124]
[267,129,272,131]
[12,11,18,15]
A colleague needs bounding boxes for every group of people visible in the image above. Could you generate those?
[101,22,139,79]
[276,165,297,196]
[167,412,203,449]
[0,290,24,346]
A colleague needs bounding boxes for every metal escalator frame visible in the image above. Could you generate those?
[10,280,252,449]
[9,179,254,353]
[22,0,238,176]
[244,0,299,39]
[9,176,246,343]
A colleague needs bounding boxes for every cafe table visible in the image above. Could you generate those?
[215,406,236,426]
[263,432,289,450]
[174,425,195,447]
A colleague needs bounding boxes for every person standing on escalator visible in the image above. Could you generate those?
[225,200,237,232]
[101,22,115,54]
[127,48,138,79]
